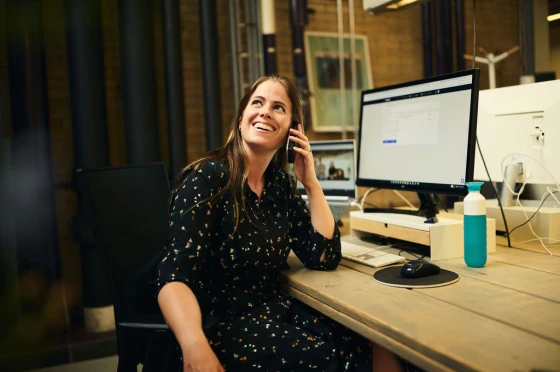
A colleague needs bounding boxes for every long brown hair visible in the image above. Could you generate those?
[170,75,304,233]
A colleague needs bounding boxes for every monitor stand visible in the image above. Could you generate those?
[363,192,439,224]
[349,209,497,261]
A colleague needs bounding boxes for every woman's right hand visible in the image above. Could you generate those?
[182,340,224,372]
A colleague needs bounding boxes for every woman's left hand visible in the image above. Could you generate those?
[289,124,318,188]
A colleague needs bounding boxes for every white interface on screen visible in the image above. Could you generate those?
[359,75,473,187]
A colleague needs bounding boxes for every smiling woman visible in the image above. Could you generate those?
[154,75,403,371]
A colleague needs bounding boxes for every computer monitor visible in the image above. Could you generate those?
[474,79,560,204]
[356,69,480,223]
[298,140,357,198]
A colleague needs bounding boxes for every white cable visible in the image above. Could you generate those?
[500,152,560,197]
[514,237,560,245]
[546,186,560,206]
[360,188,377,210]
[350,200,363,211]
[512,186,560,256]
[393,190,416,209]
[513,236,559,256]
[500,150,560,256]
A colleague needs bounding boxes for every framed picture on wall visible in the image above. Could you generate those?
[304,32,373,132]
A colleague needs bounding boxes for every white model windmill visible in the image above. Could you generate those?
[464,46,520,89]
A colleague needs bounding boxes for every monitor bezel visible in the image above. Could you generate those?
[356,69,480,197]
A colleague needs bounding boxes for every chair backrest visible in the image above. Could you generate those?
[77,163,171,321]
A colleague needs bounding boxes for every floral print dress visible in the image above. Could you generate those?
[156,160,372,371]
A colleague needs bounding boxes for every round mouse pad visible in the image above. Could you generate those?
[373,266,459,288]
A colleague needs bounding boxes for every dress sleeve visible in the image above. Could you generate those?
[287,177,341,270]
[155,162,226,295]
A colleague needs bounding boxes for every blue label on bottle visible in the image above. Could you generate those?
[464,215,487,268]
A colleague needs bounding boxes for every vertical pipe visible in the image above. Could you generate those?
[434,0,444,75]
[0,0,10,138]
[441,0,453,73]
[349,0,358,136]
[261,0,277,75]
[0,138,20,323]
[488,57,496,89]
[455,0,466,71]
[434,0,453,75]
[290,0,307,84]
[199,0,223,151]
[254,0,264,79]
[6,0,60,286]
[336,0,346,139]
[162,0,186,177]
[245,0,256,83]
[434,0,452,75]
[66,0,109,169]
[119,0,160,164]
[422,2,433,77]
[244,0,262,83]
[229,0,242,105]
[519,0,535,76]
[66,0,113,330]
[289,0,310,124]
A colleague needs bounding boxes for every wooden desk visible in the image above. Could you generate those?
[279,240,560,371]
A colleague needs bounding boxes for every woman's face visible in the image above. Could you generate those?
[239,80,293,155]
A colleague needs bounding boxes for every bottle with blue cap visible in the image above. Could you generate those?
[463,182,487,267]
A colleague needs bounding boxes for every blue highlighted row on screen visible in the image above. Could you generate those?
[382,139,397,144]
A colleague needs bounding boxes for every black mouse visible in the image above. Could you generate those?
[400,260,440,279]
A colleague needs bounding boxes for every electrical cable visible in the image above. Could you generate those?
[472,0,476,69]
[392,190,416,209]
[363,201,379,208]
[506,190,558,237]
[514,237,560,245]
[360,188,379,210]
[498,151,560,255]
[398,250,425,260]
[476,139,512,247]
[500,152,560,197]
[471,0,512,247]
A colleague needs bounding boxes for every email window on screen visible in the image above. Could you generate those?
[382,101,440,146]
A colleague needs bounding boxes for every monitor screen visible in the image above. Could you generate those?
[356,69,480,197]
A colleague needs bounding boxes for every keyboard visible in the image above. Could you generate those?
[329,203,349,222]
[341,241,406,268]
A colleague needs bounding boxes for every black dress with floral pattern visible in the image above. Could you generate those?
[156,160,372,371]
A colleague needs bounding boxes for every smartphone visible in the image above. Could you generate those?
[286,120,299,163]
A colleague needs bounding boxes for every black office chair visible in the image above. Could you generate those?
[77,163,175,372]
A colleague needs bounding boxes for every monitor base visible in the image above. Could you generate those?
[349,210,496,261]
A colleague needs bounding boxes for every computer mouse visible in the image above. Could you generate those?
[400,260,440,279]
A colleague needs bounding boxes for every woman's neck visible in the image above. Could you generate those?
[244,153,272,199]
